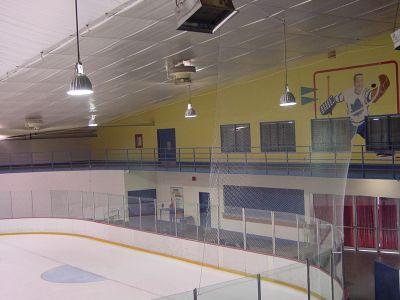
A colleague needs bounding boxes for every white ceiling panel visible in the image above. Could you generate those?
[360,2,400,23]
[51,37,118,57]
[93,39,153,58]
[5,69,60,84]
[84,16,156,40]
[326,0,395,18]
[28,54,78,70]
[117,0,174,21]
[127,19,182,42]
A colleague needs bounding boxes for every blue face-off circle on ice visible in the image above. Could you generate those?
[41,265,105,283]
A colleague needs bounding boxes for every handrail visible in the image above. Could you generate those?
[0,145,398,179]
[1,143,400,155]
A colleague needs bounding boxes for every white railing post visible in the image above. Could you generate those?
[196,203,200,241]
[242,208,247,250]
[139,197,142,230]
[81,191,84,219]
[154,198,157,233]
[272,211,276,255]
[330,250,335,300]
[93,192,96,221]
[30,190,34,217]
[375,197,379,252]
[123,194,127,226]
[50,191,53,217]
[331,223,335,295]
[316,219,321,266]
[174,201,178,237]
[217,205,221,245]
[67,191,70,218]
[107,193,110,224]
[10,191,13,218]
[297,214,300,260]
[306,258,311,300]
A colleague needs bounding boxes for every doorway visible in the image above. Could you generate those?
[157,128,176,162]
[199,192,211,227]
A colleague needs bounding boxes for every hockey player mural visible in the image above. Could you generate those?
[319,73,390,139]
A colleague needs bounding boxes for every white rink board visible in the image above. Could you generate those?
[0,218,341,299]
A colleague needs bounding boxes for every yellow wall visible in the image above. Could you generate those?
[92,34,399,151]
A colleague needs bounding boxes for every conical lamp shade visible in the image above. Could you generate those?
[68,72,93,96]
[88,115,98,127]
[280,85,296,106]
[185,103,197,118]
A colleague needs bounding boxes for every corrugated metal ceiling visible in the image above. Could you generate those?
[0,0,398,134]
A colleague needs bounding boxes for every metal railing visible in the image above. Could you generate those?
[0,144,398,179]
[0,190,344,299]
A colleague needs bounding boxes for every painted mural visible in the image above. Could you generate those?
[319,73,390,138]
[314,61,398,143]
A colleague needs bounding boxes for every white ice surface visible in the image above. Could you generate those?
[0,234,310,299]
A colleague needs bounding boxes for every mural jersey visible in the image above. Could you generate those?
[334,88,371,126]
[319,74,390,132]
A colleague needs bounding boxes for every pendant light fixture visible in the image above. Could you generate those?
[280,19,296,107]
[185,85,197,118]
[88,115,98,127]
[67,0,93,96]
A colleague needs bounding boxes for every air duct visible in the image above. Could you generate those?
[175,0,237,34]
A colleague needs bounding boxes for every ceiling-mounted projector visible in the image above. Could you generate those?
[391,28,400,50]
[175,0,237,34]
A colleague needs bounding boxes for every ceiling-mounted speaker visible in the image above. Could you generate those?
[175,0,237,34]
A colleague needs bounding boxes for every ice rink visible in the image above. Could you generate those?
[0,234,311,299]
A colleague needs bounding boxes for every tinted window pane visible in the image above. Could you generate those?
[367,116,389,151]
[220,125,235,152]
[280,121,296,151]
[390,115,400,150]
[235,124,251,152]
[312,119,332,151]
[260,121,295,152]
[220,124,251,152]
[332,118,351,151]
[312,118,352,152]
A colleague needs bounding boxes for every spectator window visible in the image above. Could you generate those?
[366,114,400,151]
[224,185,304,215]
[260,121,295,152]
[220,124,251,152]
[311,117,352,152]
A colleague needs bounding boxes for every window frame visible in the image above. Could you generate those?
[220,123,251,153]
[365,113,400,152]
[311,117,352,152]
[259,120,296,153]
